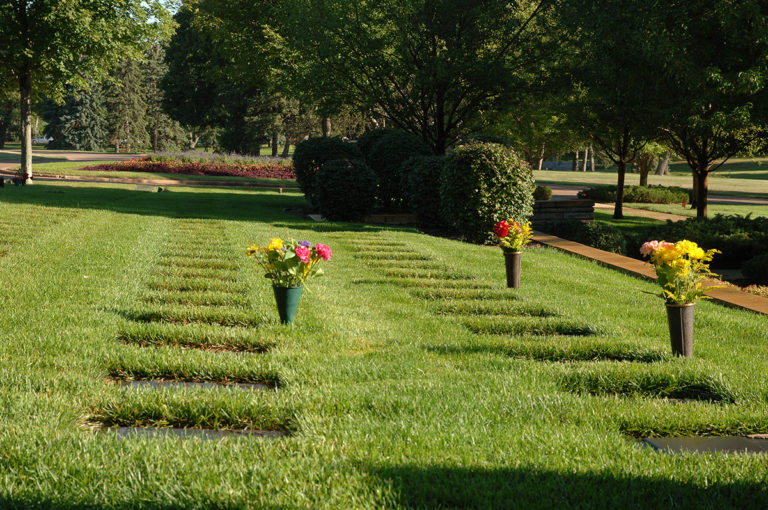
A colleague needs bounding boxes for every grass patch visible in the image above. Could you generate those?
[87,391,292,432]
[559,365,736,403]
[105,348,280,386]
[461,316,599,336]
[390,278,497,290]
[157,267,240,282]
[384,268,476,280]
[409,288,514,301]
[357,252,432,261]
[117,322,275,352]
[433,300,556,317]
[147,277,247,294]
[126,305,269,327]
[141,290,250,308]
[158,257,240,271]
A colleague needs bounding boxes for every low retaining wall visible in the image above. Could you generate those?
[532,199,594,227]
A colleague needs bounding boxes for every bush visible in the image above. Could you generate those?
[355,128,396,160]
[742,253,768,285]
[315,159,378,221]
[440,142,535,243]
[403,155,446,227]
[292,137,361,206]
[542,220,627,254]
[533,185,552,201]
[626,214,768,269]
[367,130,432,208]
[578,185,691,204]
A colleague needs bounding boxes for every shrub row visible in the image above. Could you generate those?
[83,158,295,180]
[293,132,535,241]
[541,220,627,254]
[578,185,691,204]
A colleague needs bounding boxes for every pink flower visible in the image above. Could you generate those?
[639,240,659,257]
[295,245,310,263]
[315,243,332,261]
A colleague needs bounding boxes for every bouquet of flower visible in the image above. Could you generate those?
[640,239,720,304]
[247,238,331,287]
[493,220,533,252]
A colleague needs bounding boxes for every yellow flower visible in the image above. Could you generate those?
[246,244,260,256]
[675,240,704,260]
[267,238,284,251]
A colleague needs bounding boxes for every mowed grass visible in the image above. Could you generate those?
[0,181,767,507]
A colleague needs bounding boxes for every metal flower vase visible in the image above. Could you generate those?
[272,285,303,325]
[666,302,695,357]
[504,251,522,289]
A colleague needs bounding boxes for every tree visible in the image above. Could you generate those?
[560,0,664,218]
[106,59,151,152]
[161,6,226,149]
[653,0,768,218]
[43,85,109,151]
[0,1,170,180]
[297,0,559,154]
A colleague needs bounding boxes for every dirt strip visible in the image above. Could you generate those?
[533,231,768,315]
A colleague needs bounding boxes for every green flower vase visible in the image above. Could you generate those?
[272,285,303,325]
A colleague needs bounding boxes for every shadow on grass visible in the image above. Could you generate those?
[0,496,290,510]
[369,463,768,508]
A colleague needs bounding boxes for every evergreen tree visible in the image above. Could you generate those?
[43,85,109,151]
[106,59,150,153]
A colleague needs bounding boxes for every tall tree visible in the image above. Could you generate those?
[0,1,171,180]
[295,0,558,154]
[106,59,151,153]
[652,0,768,218]
[560,0,664,218]
[43,85,109,151]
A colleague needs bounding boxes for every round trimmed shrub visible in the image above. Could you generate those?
[293,137,361,206]
[315,159,378,221]
[440,142,535,243]
[742,253,768,285]
[533,185,552,201]
[356,128,396,160]
[367,130,432,208]
[403,155,446,227]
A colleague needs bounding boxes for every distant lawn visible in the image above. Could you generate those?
[6,161,298,187]
[535,158,768,198]
[594,210,665,234]
[625,202,768,219]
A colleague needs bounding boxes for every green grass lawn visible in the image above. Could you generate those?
[4,161,297,187]
[535,162,768,198]
[625,202,768,219]
[0,181,767,507]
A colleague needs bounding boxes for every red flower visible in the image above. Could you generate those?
[494,220,509,238]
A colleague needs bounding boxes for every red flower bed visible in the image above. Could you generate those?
[83,158,296,180]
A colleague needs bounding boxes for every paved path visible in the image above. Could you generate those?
[533,232,768,315]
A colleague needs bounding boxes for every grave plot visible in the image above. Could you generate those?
[92,219,289,440]
[558,364,736,403]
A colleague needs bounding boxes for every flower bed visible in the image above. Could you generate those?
[83,156,295,180]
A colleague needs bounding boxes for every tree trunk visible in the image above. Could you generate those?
[153,125,159,152]
[572,150,579,171]
[655,150,671,175]
[589,144,595,171]
[537,142,545,170]
[189,133,199,149]
[271,130,279,157]
[614,160,626,219]
[321,117,331,137]
[690,172,699,209]
[19,70,33,181]
[581,147,589,171]
[281,137,291,157]
[695,167,709,219]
